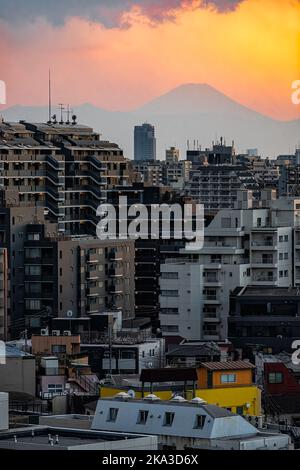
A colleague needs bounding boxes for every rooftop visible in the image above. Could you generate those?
[201,360,255,371]
[236,286,300,298]
[166,342,220,358]
[140,367,198,383]
[0,426,155,450]
[5,344,34,358]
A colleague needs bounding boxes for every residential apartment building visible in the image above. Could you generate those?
[187,139,236,166]
[166,146,179,163]
[81,336,165,377]
[0,120,130,237]
[185,165,260,215]
[22,223,135,327]
[0,248,8,340]
[228,286,300,355]
[159,193,300,342]
[0,201,56,330]
[131,159,191,189]
[0,120,133,333]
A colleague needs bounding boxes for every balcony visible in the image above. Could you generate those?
[108,285,123,294]
[108,252,123,262]
[203,313,221,323]
[251,241,277,250]
[203,296,221,304]
[251,276,277,284]
[251,258,276,268]
[203,277,222,287]
[203,334,220,341]
[86,287,101,296]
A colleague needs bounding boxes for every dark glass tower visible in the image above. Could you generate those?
[134,123,156,161]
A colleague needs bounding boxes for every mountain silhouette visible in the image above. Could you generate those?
[1,83,299,158]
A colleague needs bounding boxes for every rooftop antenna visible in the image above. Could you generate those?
[65,104,72,124]
[58,103,65,124]
[48,69,52,124]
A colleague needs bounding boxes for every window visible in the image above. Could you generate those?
[284,253,288,260]
[52,345,66,354]
[161,325,179,333]
[279,235,283,242]
[107,408,119,422]
[25,248,41,259]
[25,283,41,294]
[284,235,289,242]
[48,384,63,393]
[194,414,206,429]
[25,299,41,311]
[120,350,135,359]
[161,308,179,315]
[161,290,179,297]
[163,412,175,426]
[284,270,288,277]
[137,410,149,425]
[220,373,236,384]
[28,233,40,241]
[257,218,262,227]
[25,264,41,276]
[279,253,283,260]
[161,272,179,279]
[268,372,283,384]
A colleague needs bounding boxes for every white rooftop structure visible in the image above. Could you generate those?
[91,397,291,450]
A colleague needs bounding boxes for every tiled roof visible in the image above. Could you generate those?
[201,360,255,371]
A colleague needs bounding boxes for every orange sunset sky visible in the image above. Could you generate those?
[0,0,299,120]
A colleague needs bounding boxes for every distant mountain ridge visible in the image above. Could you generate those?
[1,84,299,158]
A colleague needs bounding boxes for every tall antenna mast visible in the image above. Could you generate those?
[58,103,65,124]
[48,69,52,124]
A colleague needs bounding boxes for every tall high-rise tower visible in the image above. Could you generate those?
[134,123,156,161]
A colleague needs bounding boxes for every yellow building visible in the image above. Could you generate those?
[99,360,261,416]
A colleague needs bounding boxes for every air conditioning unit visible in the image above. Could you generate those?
[40,328,48,336]
[247,415,263,428]
[52,330,60,336]
[63,330,71,336]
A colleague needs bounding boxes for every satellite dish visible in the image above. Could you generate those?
[66,310,73,318]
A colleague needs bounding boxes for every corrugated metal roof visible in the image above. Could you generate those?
[201,360,255,371]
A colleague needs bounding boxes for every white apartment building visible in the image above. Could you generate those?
[160,193,300,341]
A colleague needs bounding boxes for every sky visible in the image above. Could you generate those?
[0,0,299,120]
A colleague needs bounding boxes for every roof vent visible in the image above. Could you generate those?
[190,397,207,405]
[171,395,187,402]
[114,392,131,400]
[143,394,161,401]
